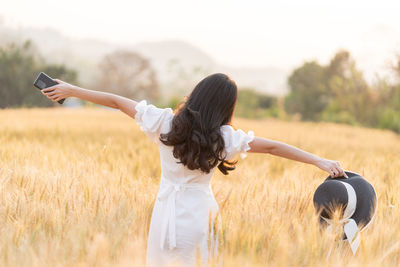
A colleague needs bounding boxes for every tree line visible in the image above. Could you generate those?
[0,40,159,109]
[0,39,399,133]
[0,40,78,108]
[284,50,400,133]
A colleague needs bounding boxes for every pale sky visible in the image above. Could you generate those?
[1,0,399,79]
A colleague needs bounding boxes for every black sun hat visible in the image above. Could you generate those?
[313,171,377,254]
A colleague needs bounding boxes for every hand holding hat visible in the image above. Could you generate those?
[314,158,349,178]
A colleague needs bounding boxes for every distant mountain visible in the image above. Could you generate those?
[0,23,289,97]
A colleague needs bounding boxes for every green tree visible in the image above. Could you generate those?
[234,88,278,119]
[285,50,377,125]
[322,50,374,125]
[284,61,329,120]
[375,61,400,133]
[0,40,78,108]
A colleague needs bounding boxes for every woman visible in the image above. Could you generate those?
[41,73,348,266]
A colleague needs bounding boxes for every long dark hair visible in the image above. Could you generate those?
[160,73,238,175]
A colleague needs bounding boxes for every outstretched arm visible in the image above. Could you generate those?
[41,79,139,119]
[247,136,348,178]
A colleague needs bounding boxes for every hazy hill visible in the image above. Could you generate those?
[0,23,289,97]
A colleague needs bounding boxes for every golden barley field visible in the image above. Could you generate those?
[0,107,399,267]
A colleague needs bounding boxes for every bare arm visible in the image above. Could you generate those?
[41,79,138,119]
[247,136,348,178]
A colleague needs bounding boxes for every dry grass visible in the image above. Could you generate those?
[0,107,399,266]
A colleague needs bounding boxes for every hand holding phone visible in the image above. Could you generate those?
[33,72,65,104]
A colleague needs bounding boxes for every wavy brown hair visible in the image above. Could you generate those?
[159,73,238,175]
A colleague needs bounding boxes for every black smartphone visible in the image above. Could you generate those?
[33,72,65,104]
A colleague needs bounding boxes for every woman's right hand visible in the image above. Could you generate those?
[315,158,348,178]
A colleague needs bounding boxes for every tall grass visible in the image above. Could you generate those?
[0,107,398,266]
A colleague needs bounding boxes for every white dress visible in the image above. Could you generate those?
[134,100,255,267]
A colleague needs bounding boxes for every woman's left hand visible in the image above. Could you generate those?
[41,79,76,103]
[315,158,349,178]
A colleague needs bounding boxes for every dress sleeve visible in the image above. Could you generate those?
[134,100,174,144]
[220,125,255,161]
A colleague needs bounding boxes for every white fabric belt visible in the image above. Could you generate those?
[157,178,211,250]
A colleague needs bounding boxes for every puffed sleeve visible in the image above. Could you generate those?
[220,125,255,161]
[134,100,174,144]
